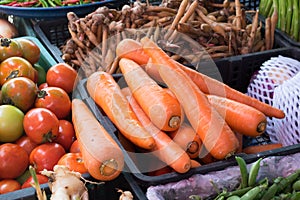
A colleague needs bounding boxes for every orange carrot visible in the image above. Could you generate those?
[242,143,283,154]
[116,39,285,119]
[140,37,239,160]
[168,123,202,159]
[71,98,124,181]
[122,87,191,173]
[206,94,267,137]
[116,38,149,66]
[119,57,182,131]
[190,159,201,168]
[86,71,155,150]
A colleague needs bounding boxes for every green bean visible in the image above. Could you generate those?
[276,171,300,194]
[240,185,263,200]
[261,177,283,200]
[248,158,262,187]
[291,191,300,200]
[278,0,286,31]
[225,187,253,198]
[285,0,293,35]
[227,195,241,200]
[292,0,299,41]
[292,179,300,191]
[236,156,248,189]
[0,0,14,5]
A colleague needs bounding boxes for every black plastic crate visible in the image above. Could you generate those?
[72,47,300,189]
[0,172,146,200]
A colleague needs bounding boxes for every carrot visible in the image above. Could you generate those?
[206,94,267,137]
[86,71,155,150]
[140,37,239,160]
[168,123,202,159]
[71,98,124,181]
[119,57,182,131]
[116,39,285,119]
[242,143,283,154]
[121,87,191,173]
[116,38,149,66]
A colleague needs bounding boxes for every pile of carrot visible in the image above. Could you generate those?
[85,37,285,175]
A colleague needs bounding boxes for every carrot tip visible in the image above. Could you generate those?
[100,159,119,176]
[168,116,181,129]
[257,121,267,133]
[187,141,200,154]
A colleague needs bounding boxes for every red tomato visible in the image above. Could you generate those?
[69,140,81,153]
[15,135,39,156]
[30,143,66,172]
[0,179,21,194]
[16,38,40,65]
[23,108,59,144]
[0,143,29,179]
[38,82,48,90]
[0,38,23,62]
[57,152,88,174]
[35,87,71,119]
[1,77,38,112]
[21,174,48,189]
[54,120,75,151]
[46,63,77,93]
[0,56,37,86]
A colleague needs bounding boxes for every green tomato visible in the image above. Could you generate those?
[34,64,47,86]
[0,105,24,142]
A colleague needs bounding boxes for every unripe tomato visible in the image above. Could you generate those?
[0,56,37,86]
[1,77,38,112]
[0,104,24,143]
[0,38,23,62]
[16,38,40,65]
[23,107,59,144]
[0,143,29,179]
[35,87,71,119]
[29,142,66,172]
[0,179,21,194]
[46,63,77,93]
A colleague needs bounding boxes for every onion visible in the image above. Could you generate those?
[0,18,19,39]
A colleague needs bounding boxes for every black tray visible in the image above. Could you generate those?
[73,47,300,188]
[0,172,145,200]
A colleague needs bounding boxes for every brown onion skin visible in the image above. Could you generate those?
[0,19,18,39]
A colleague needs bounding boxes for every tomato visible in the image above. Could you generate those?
[70,139,81,153]
[0,105,24,143]
[57,152,88,174]
[21,174,48,189]
[0,179,21,194]
[16,38,40,65]
[15,135,39,156]
[0,56,37,86]
[29,142,66,172]
[0,143,29,179]
[23,107,59,144]
[33,64,46,86]
[35,87,71,119]
[54,120,75,151]
[46,63,78,94]
[38,82,48,90]
[0,38,23,62]
[1,77,38,112]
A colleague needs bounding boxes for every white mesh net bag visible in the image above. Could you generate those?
[272,72,300,146]
[246,55,300,143]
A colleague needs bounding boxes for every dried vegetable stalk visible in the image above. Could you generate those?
[60,0,276,76]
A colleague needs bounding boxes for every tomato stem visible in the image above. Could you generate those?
[0,38,12,47]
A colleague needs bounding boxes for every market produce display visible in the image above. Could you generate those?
[59,0,278,75]
[259,0,299,42]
